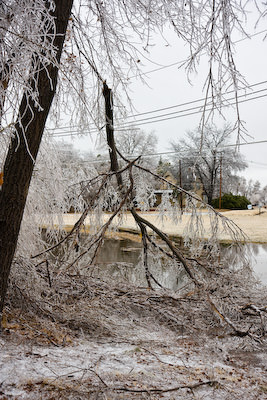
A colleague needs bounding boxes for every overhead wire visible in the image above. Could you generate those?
[61,139,267,165]
[48,79,267,134]
[118,80,267,119]
[115,91,267,128]
[46,79,267,136]
[48,87,267,137]
[49,29,267,179]
[47,27,267,137]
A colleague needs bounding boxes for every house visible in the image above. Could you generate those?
[154,171,207,208]
[153,171,177,207]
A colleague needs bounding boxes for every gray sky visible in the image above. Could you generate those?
[58,10,267,187]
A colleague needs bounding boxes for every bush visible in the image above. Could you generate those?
[211,193,250,210]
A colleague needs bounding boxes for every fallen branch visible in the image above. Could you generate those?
[132,161,248,244]
[131,208,201,286]
[207,295,262,340]
[31,159,140,260]
[242,304,266,336]
[62,165,135,271]
[114,379,218,394]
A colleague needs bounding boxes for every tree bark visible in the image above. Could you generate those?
[0,0,73,315]
[102,81,123,187]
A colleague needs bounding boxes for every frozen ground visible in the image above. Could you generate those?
[1,311,267,399]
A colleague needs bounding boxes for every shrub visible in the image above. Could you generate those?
[211,193,250,209]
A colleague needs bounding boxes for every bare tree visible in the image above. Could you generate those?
[0,0,73,315]
[116,128,158,158]
[170,125,248,204]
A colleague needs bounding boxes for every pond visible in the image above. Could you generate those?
[246,242,267,284]
[88,237,187,290]
[91,237,267,289]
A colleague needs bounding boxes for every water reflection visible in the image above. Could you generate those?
[95,239,142,265]
[91,238,188,290]
[247,243,267,284]
[92,238,267,289]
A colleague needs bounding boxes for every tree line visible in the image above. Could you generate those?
[58,124,265,208]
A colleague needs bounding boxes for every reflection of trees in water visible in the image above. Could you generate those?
[92,238,189,290]
[91,261,187,291]
[250,243,260,256]
[249,243,267,257]
[247,243,267,285]
[95,238,267,289]
[98,239,142,265]
[208,242,248,271]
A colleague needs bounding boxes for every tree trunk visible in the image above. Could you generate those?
[102,81,123,187]
[0,0,73,316]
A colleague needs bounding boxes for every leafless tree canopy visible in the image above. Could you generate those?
[1,1,262,138]
[170,124,248,203]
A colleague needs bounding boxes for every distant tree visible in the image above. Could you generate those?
[241,179,261,203]
[233,176,248,197]
[260,185,267,205]
[170,125,248,204]
[251,180,261,201]
[157,159,172,177]
[94,128,158,171]
[54,142,97,211]
[116,128,158,158]
[249,180,264,205]
[225,175,245,197]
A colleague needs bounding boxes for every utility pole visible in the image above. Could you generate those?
[219,154,222,209]
[179,159,183,211]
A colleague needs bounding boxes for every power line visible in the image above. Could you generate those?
[116,88,267,127]
[50,88,267,136]
[63,140,267,165]
[47,79,267,135]
[114,93,267,129]
[120,80,267,119]
[46,28,267,138]
[247,160,267,167]
[48,82,267,137]
[223,140,267,148]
